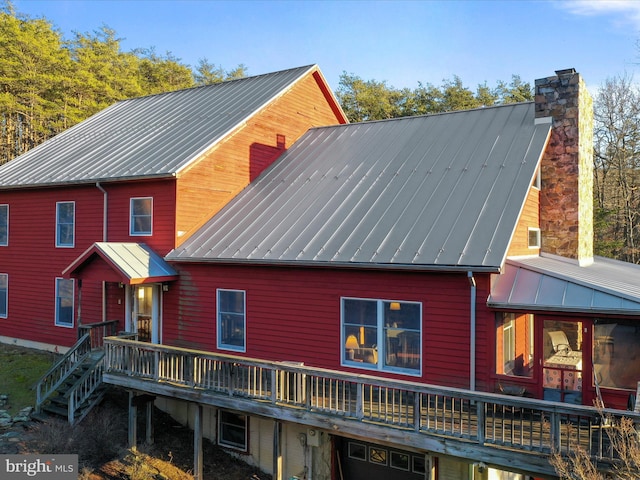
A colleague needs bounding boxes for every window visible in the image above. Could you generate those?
[528,228,541,249]
[130,197,153,236]
[218,411,247,451]
[495,313,534,377]
[594,320,640,390]
[342,298,421,374]
[217,289,246,351]
[56,202,75,247]
[0,204,7,246]
[55,278,74,327]
[0,274,7,318]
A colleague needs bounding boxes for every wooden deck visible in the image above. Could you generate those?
[102,337,635,477]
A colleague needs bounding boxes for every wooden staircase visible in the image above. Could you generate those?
[34,333,108,425]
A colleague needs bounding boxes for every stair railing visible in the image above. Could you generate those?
[34,333,92,413]
[65,351,105,425]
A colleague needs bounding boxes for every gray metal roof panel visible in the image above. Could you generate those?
[94,242,177,282]
[488,254,640,314]
[0,65,317,188]
[168,102,551,270]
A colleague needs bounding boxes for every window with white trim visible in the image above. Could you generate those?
[55,278,74,327]
[56,201,75,247]
[528,227,541,249]
[0,274,7,318]
[217,289,246,352]
[0,204,7,246]
[218,411,247,451]
[130,197,153,236]
[342,298,421,374]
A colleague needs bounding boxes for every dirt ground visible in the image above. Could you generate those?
[3,393,271,480]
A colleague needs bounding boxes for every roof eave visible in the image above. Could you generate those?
[164,257,502,273]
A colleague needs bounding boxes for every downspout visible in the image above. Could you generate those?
[96,182,108,242]
[468,271,476,391]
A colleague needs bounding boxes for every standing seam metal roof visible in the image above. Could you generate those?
[488,254,640,314]
[0,65,319,188]
[167,102,551,270]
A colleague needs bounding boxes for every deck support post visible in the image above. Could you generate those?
[273,420,282,480]
[128,391,137,451]
[194,404,203,480]
[145,401,153,445]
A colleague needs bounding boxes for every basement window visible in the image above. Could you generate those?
[218,411,248,451]
[528,228,541,249]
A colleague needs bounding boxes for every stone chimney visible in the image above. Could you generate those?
[535,69,593,266]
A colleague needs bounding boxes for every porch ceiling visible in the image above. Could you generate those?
[62,242,178,284]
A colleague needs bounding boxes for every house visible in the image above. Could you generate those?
[0,64,347,350]
[3,67,640,480]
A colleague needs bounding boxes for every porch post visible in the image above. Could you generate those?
[194,404,203,480]
[273,420,282,480]
[128,391,137,451]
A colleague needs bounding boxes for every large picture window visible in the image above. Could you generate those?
[0,274,7,318]
[495,312,534,377]
[55,278,74,327]
[218,411,247,451]
[342,298,421,374]
[56,201,75,247]
[130,197,153,236]
[217,289,246,351]
[0,204,7,246]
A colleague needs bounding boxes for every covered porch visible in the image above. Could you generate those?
[62,242,178,343]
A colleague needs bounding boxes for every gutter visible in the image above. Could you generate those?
[468,271,476,391]
[96,182,108,242]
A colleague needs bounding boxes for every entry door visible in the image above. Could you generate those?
[541,319,584,404]
[129,284,160,343]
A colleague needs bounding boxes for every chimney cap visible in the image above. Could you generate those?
[555,68,577,76]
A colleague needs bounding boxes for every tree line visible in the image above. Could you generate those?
[1,2,637,263]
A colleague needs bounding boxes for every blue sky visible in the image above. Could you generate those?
[10,0,640,93]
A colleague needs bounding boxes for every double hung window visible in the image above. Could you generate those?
[55,278,74,327]
[217,289,246,352]
[0,274,7,318]
[342,298,421,374]
[130,197,153,236]
[56,202,75,247]
[0,204,7,246]
[218,411,248,451]
[495,312,534,377]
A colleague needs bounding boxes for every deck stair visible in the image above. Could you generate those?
[34,333,107,425]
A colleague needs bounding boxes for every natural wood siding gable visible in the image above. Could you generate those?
[507,184,540,257]
[174,70,345,246]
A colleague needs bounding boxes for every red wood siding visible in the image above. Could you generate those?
[174,71,347,246]
[0,179,176,347]
[164,264,488,388]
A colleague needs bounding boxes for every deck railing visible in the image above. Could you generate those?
[103,337,638,466]
[35,333,93,413]
[78,319,119,348]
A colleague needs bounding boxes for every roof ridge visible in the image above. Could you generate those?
[115,64,317,104]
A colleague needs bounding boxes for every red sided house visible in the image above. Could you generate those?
[0,64,346,349]
[3,68,640,480]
